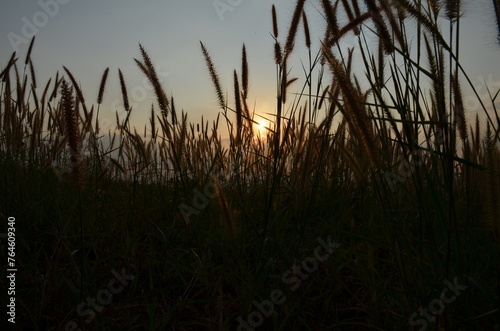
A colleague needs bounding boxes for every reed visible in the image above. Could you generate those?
[60,79,82,186]
[136,44,169,115]
[200,41,226,111]
[1,1,499,329]
[24,36,35,65]
[97,67,109,105]
[63,66,89,120]
[233,70,243,146]
[284,0,306,57]
[272,5,282,65]
[272,4,279,38]
[118,69,130,112]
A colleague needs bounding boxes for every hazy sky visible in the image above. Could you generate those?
[1,0,499,133]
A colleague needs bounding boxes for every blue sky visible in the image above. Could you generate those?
[1,0,499,134]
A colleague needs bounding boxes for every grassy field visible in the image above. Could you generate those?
[1,0,499,330]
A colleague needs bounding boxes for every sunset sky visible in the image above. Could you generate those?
[1,0,499,134]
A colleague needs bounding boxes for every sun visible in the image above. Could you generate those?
[256,121,266,130]
[254,120,269,139]
[252,107,273,139]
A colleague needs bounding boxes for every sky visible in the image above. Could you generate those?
[1,0,499,136]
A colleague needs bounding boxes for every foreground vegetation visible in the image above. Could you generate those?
[1,0,499,329]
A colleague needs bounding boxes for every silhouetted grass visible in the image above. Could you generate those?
[0,1,499,330]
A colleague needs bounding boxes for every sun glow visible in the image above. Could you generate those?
[256,120,267,130]
[252,106,273,140]
[253,119,270,140]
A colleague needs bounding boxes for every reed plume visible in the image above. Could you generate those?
[378,0,404,48]
[302,10,311,49]
[61,79,82,186]
[341,0,359,35]
[24,36,36,65]
[284,0,306,58]
[150,104,156,141]
[321,0,340,44]
[328,11,372,46]
[200,41,226,111]
[444,0,461,21]
[136,44,169,115]
[494,0,500,43]
[272,5,279,38]
[233,70,243,145]
[40,77,52,113]
[97,67,109,105]
[118,69,130,112]
[0,52,17,82]
[272,5,282,65]
[322,45,380,170]
[364,0,393,53]
[397,0,451,51]
[171,96,177,125]
[49,71,60,102]
[240,44,252,131]
[274,42,283,65]
[63,66,89,120]
[241,44,249,100]
[94,67,109,135]
[29,60,37,89]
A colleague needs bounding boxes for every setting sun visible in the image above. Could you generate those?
[253,119,270,140]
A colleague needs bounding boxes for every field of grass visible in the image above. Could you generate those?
[1,0,499,330]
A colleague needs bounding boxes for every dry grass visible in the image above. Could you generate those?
[1,1,499,330]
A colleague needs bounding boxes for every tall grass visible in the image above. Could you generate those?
[0,0,499,329]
